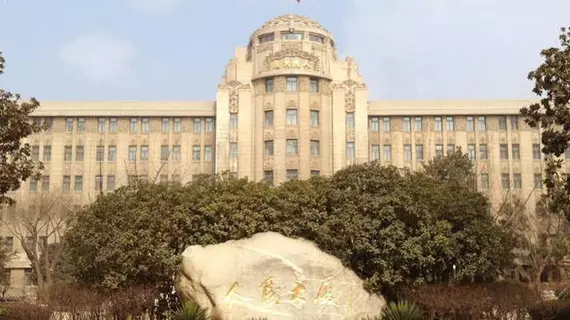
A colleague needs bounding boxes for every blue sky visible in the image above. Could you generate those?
[0,0,569,101]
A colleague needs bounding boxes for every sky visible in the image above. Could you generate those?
[0,0,569,101]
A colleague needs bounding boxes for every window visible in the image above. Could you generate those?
[446,116,454,131]
[64,146,72,162]
[416,144,424,161]
[174,118,182,132]
[286,169,299,181]
[259,33,274,43]
[108,146,116,161]
[265,111,274,127]
[109,118,118,133]
[193,118,202,133]
[98,118,106,133]
[466,117,474,131]
[403,117,411,132]
[310,79,319,93]
[24,269,34,286]
[286,139,298,155]
[95,175,103,190]
[510,116,519,130]
[500,144,508,160]
[5,237,13,252]
[96,146,104,162]
[498,116,507,130]
[45,117,53,132]
[192,145,201,161]
[414,117,422,132]
[65,118,73,132]
[478,116,486,131]
[311,110,319,127]
[512,144,520,160]
[141,118,149,133]
[513,173,522,189]
[265,79,274,93]
[310,140,320,156]
[107,175,115,191]
[404,144,412,161]
[43,146,51,161]
[370,117,379,131]
[481,174,489,189]
[230,114,238,129]
[74,176,83,192]
[161,145,169,161]
[286,109,298,125]
[533,144,541,160]
[311,170,320,177]
[447,144,455,155]
[31,145,39,161]
[347,142,355,161]
[130,118,138,133]
[468,144,476,161]
[173,145,181,161]
[282,32,303,40]
[371,145,380,161]
[384,145,392,161]
[264,171,274,184]
[346,112,355,129]
[480,144,488,160]
[229,143,238,159]
[140,145,149,161]
[383,117,391,132]
[534,174,543,189]
[435,144,444,158]
[205,118,214,132]
[62,176,70,192]
[162,118,170,133]
[159,174,168,184]
[286,77,298,91]
[265,141,274,156]
[128,146,136,161]
[29,179,37,192]
[41,176,49,191]
[501,174,510,189]
[309,34,324,43]
[434,117,442,131]
[204,145,212,161]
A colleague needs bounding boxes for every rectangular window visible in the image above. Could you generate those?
[74,175,83,192]
[75,146,84,162]
[468,144,476,161]
[24,269,33,286]
[64,146,72,162]
[107,175,115,191]
[161,145,170,161]
[500,144,508,160]
[230,114,238,129]
[513,173,522,189]
[414,117,422,132]
[62,176,70,192]
[309,34,324,43]
[435,144,444,158]
[31,145,39,162]
[383,117,391,132]
[229,143,238,159]
[282,32,303,40]
[192,145,201,161]
[286,169,298,181]
[265,111,274,127]
[371,144,380,161]
[205,118,214,132]
[533,144,541,160]
[65,118,73,132]
[447,144,455,155]
[193,118,202,133]
[161,118,169,133]
[404,144,412,161]
[128,146,136,161]
[311,110,319,127]
[265,79,274,93]
[347,142,355,161]
[512,144,520,160]
[109,118,118,133]
[77,118,85,132]
[204,145,212,161]
[95,175,103,190]
[173,145,181,161]
[259,33,274,43]
[286,109,298,125]
[264,171,274,185]
[370,117,379,132]
[96,146,104,162]
[45,117,53,132]
[498,116,507,130]
[478,116,486,131]
[403,117,411,132]
[265,141,274,156]
[140,145,149,161]
[534,174,543,189]
[130,118,138,133]
[434,117,442,131]
[174,118,182,132]
[384,145,392,161]
[510,116,519,130]
[311,140,320,156]
[29,179,37,192]
[479,144,488,160]
[108,146,116,161]
[141,118,149,133]
[310,79,319,93]
[4,237,13,253]
[481,174,489,189]
[286,77,298,91]
[501,174,510,189]
[466,117,474,131]
[346,112,355,129]
[98,118,106,133]
[416,144,424,161]
[445,116,454,131]
[286,139,298,155]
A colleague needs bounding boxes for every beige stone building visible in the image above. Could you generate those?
[1,14,563,296]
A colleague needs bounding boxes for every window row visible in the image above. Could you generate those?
[369,115,523,132]
[61,117,214,134]
[262,169,321,185]
[264,77,320,93]
[258,31,326,44]
[260,109,322,127]
[3,236,47,253]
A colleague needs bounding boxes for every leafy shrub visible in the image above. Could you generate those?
[381,301,424,320]
[169,300,209,320]
[0,303,53,320]
[528,299,570,320]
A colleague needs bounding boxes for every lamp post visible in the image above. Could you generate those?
[452,264,457,283]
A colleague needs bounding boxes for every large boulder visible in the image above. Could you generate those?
[175,232,385,320]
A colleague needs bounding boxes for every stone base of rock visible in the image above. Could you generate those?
[176,232,385,320]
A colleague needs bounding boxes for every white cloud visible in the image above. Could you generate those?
[126,0,183,15]
[58,34,137,87]
[344,0,570,99]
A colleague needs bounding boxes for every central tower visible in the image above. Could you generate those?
[216,14,369,184]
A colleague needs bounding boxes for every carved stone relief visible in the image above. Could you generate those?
[286,157,299,168]
[274,77,286,92]
[263,157,274,171]
[264,102,274,110]
[254,82,265,96]
[281,42,303,51]
[310,101,320,110]
[287,128,298,139]
[287,100,298,108]
[468,136,475,143]
[257,43,273,53]
[310,128,320,140]
[345,90,355,112]
[219,80,249,113]
[299,77,311,92]
[320,81,331,96]
[500,137,507,143]
[501,164,509,172]
[229,129,238,142]
[346,129,355,142]
[264,48,320,72]
[193,136,201,144]
[310,157,320,168]
[264,128,275,140]
[480,137,487,144]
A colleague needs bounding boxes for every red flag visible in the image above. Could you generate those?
[297,0,301,2]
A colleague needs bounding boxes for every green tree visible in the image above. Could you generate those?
[520,27,570,220]
[0,52,45,205]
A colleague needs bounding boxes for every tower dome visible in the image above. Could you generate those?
[250,14,333,42]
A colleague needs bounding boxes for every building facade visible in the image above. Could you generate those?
[1,14,564,295]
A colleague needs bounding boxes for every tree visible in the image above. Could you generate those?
[0,239,13,298]
[0,52,45,205]
[520,27,570,221]
[2,192,75,298]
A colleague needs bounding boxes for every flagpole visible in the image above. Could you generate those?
[289,0,293,30]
